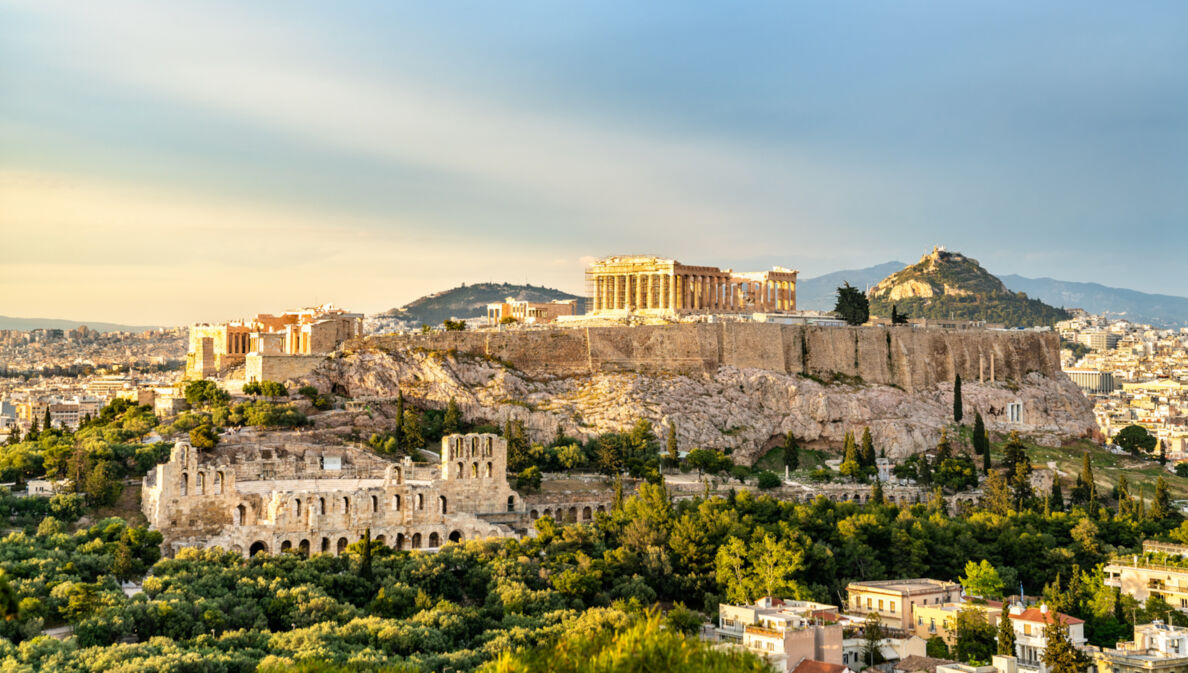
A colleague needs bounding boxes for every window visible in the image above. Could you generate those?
[890,601,896,613]
[878,599,884,611]
[867,598,872,609]
[1024,624,1031,636]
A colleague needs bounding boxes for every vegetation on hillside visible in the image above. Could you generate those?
[379,283,582,326]
[868,249,1070,327]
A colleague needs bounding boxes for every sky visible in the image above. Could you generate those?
[2,1,1186,326]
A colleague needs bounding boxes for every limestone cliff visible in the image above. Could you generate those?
[301,325,1095,461]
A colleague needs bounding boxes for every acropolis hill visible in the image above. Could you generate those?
[302,323,1096,461]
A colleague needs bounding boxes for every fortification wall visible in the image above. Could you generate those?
[359,324,1061,393]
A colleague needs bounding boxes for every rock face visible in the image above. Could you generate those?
[302,325,1095,461]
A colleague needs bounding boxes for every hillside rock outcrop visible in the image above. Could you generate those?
[301,336,1095,461]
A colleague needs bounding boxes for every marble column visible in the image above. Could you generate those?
[613,275,621,310]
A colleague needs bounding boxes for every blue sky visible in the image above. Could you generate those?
[2,1,1186,324]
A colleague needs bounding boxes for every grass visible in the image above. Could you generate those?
[992,436,1188,500]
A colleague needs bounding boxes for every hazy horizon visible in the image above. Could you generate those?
[4,1,1186,325]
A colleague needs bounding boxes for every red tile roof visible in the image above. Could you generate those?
[1010,608,1084,625]
[792,660,850,673]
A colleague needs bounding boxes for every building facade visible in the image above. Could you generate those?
[845,579,961,630]
[1097,622,1188,673]
[586,255,798,316]
[142,432,520,557]
[186,304,362,380]
[718,596,844,672]
[486,297,578,325]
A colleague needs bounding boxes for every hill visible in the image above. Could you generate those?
[796,261,906,311]
[867,248,1069,327]
[0,315,163,333]
[379,282,583,326]
[1000,275,1188,328]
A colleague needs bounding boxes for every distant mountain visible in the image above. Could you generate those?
[796,261,907,311]
[379,282,583,326]
[1000,275,1188,328]
[0,315,163,333]
[867,248,1070,327]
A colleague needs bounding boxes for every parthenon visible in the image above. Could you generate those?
[586,255,798,315]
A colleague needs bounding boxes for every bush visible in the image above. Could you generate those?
[756,471,782,489]
[515,466,542,492]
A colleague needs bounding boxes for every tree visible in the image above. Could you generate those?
[443,397,462,434]
[961,559,1005,599]
[515,466,542,492]
[402,410,425,450]
[189,424,219,450]
[863,612,886,666]
[756,471,781,490]
[1152,476,1174,521]
[860,427,876,468]
[997,603,1017,656]
[1113,425,1157,455]
[0,572,20,621]
[83,460,123,506]
[394,391,405,450]
[891,305,909,325]
[361,528,373,581]
[43,407,52,432]
[839,431,862,481]
[1049,479,1065,513]
[926,636,951,659]
[834,283,870,326]
[980,469,1011,515]
[666,421,679,466]
[1041,611,1090,673]
[442,319,466,331]
[749,533,804,599]
[557,444,584,474]
[870,478,885,506]
[954,605,996,663]
[973,412,989,473]
[953,374,964,424]
[1176,464,1188,479]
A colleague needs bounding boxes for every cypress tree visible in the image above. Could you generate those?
[782,431,799,471]
[394,391,405,450]
[28,415,39,439]
[973,412,989,473]
[953,374,963,424]
[997,603,1016,656]
[443,397,461,434]
[1050,479,1065,512]
[839,431,862,480]
[43,408,52,432]
[1153,476,1172,521]
[666,421,679,465]
[871,477,885,506]
[860,427,876,468]
[361,527,373,581]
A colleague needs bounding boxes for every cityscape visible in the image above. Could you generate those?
[2,3,1187,673]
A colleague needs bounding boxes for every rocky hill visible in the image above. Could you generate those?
[378,283,583,326]
[868,248,1070,327]
[304,325,1095,461]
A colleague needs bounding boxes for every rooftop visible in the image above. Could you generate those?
[846,578,960,595]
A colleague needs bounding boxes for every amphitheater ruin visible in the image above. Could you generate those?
[143,432,533,557]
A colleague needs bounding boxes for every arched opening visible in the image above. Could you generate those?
[371,495,378,512]
[396,533,405,550]
[234,504,246,526]
[281,540,293,553]
[428,532,440,547]
[412,533,422,548]
[568,507,577,522]
[342,497,350,515]
[393,466,402,484]
[597,505,606,513]
[393,494,402,511]
[196,472,205,495]
[298,539,310,557]
[456,462,463,478]
[321,537,330,553]
[337,537,348,554]
[375,534,386,545]
[582,506,592,521]
[416,494,424,510]
[507,495,515,512]
[485,462,493,478]
[249,541,268,556]
[319,497,326,515]
[471,462,478,478]
[214,471,224,494]
[180,472,188,496]
[530,509,539,520]
[439,495,448,514]
[294,499,302,519]
[448,530,462,543]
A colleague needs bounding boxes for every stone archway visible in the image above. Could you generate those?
[321,537,330,554]
[582,506,592,521]
[298,539,310,557]
[249,541,268,557]
[428,532,440,547]
[396,533,405,550]
[280,540,293,553]
[412,533,422,548]
[337,537,348,554]
[448,530,462,544]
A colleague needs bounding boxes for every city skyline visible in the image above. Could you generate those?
[3,1,1186,325]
